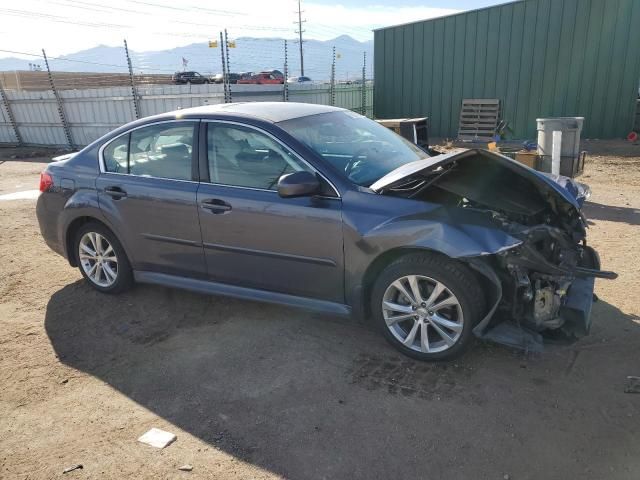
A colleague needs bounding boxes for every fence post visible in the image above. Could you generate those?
[224,29,233,103]
[219,31,229,103]
[124,39,140,120]
[361,52,366,116]
[0,79,22,145]
[283,40,289,102]
[42,49,73,149]
[330,46,336,106]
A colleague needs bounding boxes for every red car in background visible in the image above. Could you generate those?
[237,72,284,85]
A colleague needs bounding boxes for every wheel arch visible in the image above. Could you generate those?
[64,216,120,267]
[356,247,496,321]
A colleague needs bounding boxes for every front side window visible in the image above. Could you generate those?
[206,124,313,190]
[278,111,430,187]
[103,122,195,180]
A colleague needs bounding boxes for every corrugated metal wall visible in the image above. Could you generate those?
[374,0,640,139]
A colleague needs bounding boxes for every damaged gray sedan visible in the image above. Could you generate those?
[36,104,615,361]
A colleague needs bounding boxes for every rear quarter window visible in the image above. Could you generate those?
[103,135,129,173]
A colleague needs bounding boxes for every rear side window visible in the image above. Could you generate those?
[102,122,195,180]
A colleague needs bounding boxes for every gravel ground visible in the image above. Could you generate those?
[0,141,639,479]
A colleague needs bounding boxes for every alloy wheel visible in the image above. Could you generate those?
[382,275,464,354]
[78,232,119,288]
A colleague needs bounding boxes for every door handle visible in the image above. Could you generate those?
[104,186,127,199]
[200,198,232,214]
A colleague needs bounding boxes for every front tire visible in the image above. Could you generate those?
[371,253,485,361]
[74,222,133,294]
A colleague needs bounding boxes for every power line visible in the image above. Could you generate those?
[1,8,129,28]
[48,0,375,36]
[126,0,249,18]
[0,48,176,73]
[0,48,127,68]
[2,6,291,35]
[173,20,287,32]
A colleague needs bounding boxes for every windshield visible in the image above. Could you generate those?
[277,111,429,186]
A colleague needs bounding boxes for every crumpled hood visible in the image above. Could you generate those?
[370,149,582,215]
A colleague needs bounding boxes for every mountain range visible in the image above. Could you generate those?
[0,35,374,81]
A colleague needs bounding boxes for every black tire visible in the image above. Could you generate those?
[370,252,485,361]
[74,222,133,294]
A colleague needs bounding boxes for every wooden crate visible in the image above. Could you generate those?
[458,99,500,141]
[376,117,429,148]
[514,151,539,169]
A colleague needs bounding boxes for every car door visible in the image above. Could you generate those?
[96,120,206,278]
[196,121,344,303]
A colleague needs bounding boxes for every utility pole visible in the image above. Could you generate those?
[124,39,140,119]
[295,0,305,76]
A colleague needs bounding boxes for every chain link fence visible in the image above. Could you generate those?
[0,37,373,149]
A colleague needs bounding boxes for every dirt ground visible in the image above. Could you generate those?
[0,141,639,480]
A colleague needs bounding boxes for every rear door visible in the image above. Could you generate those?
[196,121,345,302]
[96,120,206,278]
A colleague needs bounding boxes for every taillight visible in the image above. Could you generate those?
[39,172,53,192]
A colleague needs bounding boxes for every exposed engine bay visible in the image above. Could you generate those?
[371,149,616,350]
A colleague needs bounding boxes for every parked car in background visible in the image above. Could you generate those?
[237,72,283,85]
[287,76,313,84]
[36,102,615,361]
[172,71,210,84]
[238,72,254,81]
[212,73,241,84]
[236,75,257,85]
[265,69,284,80]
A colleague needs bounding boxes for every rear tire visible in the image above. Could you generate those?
[370,252,485,361]
[74,222,133,294]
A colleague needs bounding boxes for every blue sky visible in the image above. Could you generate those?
[311,0,502,7]
[1,0,510,56]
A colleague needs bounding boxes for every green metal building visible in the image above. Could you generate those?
[373,0,640,139]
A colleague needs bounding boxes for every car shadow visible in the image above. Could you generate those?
[45,280,640,479]
[583,201,640,226]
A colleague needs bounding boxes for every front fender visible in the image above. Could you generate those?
[342,190,521,312]
[364,216,522,259]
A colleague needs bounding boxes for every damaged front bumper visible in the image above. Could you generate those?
[371,148,617,352]
[469,246,616,352]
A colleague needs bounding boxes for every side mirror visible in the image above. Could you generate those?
[277,171,321,198]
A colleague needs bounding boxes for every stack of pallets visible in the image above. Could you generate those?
[458,99,500,141]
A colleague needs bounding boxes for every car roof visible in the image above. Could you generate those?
[170,102,345,123]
